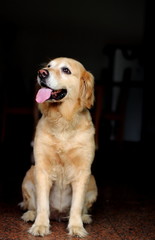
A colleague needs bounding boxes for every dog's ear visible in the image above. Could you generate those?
[80,71,95,109]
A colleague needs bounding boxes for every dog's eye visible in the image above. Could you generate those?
[47,64,51,68]
[62,67,71,74]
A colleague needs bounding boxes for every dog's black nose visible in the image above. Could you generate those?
[38,69,49,80]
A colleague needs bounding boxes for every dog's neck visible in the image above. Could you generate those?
[38,100,88,122]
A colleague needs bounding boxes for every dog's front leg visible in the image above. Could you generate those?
[29,166,52,236]
[68,171,90,237]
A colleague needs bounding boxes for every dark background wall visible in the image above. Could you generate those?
[0,0,145,80]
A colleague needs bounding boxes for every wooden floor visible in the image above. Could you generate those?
[0,194,155,240]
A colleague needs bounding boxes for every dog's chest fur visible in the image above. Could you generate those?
[36,111,94,171]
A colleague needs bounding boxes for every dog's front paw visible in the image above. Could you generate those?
[28,224,51,236]
[68,225,88,238]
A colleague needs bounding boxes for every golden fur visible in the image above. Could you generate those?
[20,57,98,237]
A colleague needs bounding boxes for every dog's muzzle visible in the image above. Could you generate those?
[36,69,67,103]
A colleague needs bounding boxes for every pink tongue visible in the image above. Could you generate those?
[36,88,52,103]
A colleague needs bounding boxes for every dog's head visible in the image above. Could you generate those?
[36,57,94,115]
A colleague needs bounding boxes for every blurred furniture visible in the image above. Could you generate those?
[1,103,32,142]
[0,79,41,142]
[94,46,144,147]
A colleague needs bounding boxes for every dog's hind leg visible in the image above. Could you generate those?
[19,166,36,222]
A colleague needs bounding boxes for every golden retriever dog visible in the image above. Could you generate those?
[20,57,98,238]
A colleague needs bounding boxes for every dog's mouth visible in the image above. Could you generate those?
[36,86,67,103]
